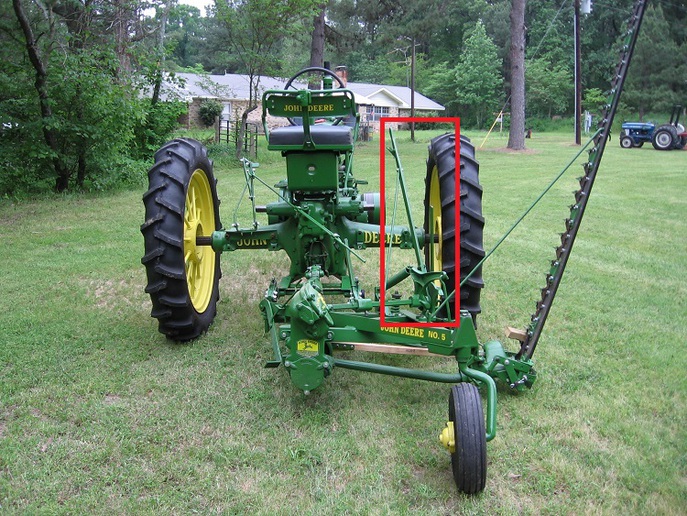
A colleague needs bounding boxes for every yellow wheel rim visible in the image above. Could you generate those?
[183,169,216,313]
[428,165,443,273]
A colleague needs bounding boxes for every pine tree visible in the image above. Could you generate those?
[454,20,503,129]
[623,4,681,119]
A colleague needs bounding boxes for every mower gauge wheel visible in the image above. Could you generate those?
[141,139,222,341]
[448,383,487,494]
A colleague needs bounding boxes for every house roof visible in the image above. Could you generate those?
[174,72,294,101]
[169,72,443,111]
[346,82,445,111]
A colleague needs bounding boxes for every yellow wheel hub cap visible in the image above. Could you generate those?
[439,421,456,454]
[183,169,216,312]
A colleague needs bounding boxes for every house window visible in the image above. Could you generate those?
[221,102,232,121]
[366,105,390,122]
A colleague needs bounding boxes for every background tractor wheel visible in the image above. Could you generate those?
[619,135,634,149]
[651,125,678,150]
[448,383,487,494]
[424,133,484,322]
[141,138,222,341]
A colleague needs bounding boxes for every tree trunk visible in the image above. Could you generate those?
[508,0,526,150]
[114,0,132,74]
[12,0,71,191]
[237,74,261,158]
[310,5,326,69]
[151,1,170,106]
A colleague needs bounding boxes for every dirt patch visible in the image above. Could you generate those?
[103,394,123,406]
[86,274,147,312]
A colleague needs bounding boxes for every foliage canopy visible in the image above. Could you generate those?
[1,0,685,196]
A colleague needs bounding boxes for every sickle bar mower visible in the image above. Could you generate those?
[141,1,647,494]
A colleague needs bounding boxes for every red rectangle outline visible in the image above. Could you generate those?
[379,117,461,328]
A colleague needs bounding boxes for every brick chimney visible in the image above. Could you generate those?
[335,65,348,87]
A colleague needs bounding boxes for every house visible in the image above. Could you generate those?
[334,66,445,131]
[171,68,445,133]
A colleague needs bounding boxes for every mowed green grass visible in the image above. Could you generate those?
[0,130,685,513]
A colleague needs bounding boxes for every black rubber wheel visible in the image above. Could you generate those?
[677,136,687,150]
[652,125,678,150]
[141,138,222,341]
[448,383,487,494]
[635,141,644,148]
[424,133,484,322]
[619,135,634,149]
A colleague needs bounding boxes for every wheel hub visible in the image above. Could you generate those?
[439,421,456,454]
[183,169,216,312]
[657,132,672,147]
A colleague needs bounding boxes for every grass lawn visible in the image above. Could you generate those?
[1,129,685,513]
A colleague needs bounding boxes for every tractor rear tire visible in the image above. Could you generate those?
[449,383,487,494]
[141,139,222,341]
[651,125,678,150]
[424,133,484,322]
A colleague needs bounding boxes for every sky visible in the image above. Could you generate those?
[178,0,213,15]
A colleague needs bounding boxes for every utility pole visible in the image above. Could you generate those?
[410,37,416,142]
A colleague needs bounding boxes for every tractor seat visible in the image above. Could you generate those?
[268,125,353,149]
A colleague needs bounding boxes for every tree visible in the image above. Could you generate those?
[213,0,321,158]
[623,4,682,119]
[526,58,572,118]
[166,4,204,69]
[424,61,460,114]
[508,0,526,150]
[454,20,503,129]
[11,0,71,191]
[309,3,326,68]
[2,0,184,195]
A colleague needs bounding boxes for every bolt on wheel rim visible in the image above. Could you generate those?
[657,133,672,147]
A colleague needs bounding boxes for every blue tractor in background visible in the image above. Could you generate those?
[619,105,686,150]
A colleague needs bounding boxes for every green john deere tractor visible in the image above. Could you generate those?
[141,66,524,493]
[141,0,648,490]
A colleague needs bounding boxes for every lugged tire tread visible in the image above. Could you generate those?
[424,133,484,320]
[141,138,221,341]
